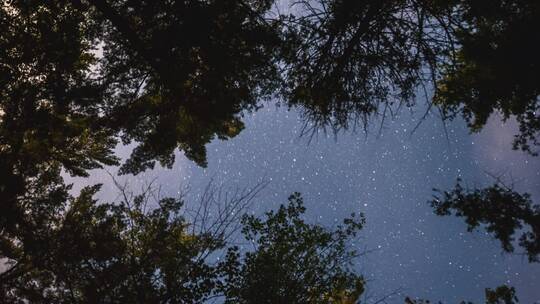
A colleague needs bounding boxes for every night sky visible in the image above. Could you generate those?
[71,103,540,303]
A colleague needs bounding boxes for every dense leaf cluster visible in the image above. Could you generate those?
[221,193,365,304]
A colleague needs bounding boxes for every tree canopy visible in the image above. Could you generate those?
[2,0,538,179]
[431,180,540,262]
[405,284,520,304]
[1,0,539,302]
[221,193,365,304]
[1,183,366,303]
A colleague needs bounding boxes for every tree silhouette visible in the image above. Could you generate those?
[405,284,519,304]
[2,0,538,175]
[1,0,540,302]
[1,182,226,303]
[89,0,539,165]
[1,184,365,303]
[280,0,443,130]
[434,0,540,156]
[0,1,118,234]
[280,0,539,154]
[485,285,519,304]
[86,0,281,173]
[431,180,540,262]
[220,193,365,304]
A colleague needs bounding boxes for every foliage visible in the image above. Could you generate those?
[2,0,539,174]
[485,285,518,304]
[1,0,539,302]
[89,0,281,173]
[0,0,118,235]
[280,0,443,130]
[431,180,540,262]
[1,188,365,303]
[1,184,224,303]
[220,193,365,304]
[434,0,540,156]
[404,284,519,304]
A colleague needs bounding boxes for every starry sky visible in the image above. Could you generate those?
[70,102,540,303]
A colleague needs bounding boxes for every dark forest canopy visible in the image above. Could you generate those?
[1,0,539,302]
[0,185,366,303]
[1,0,539,178]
